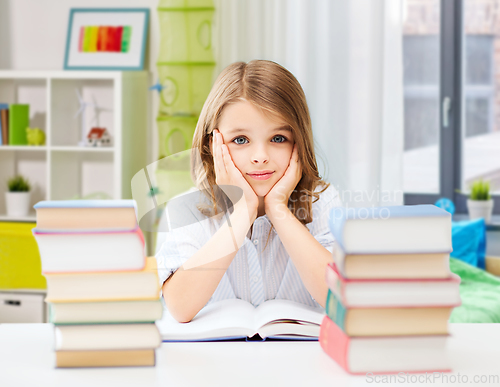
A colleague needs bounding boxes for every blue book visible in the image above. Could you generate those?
[0,103,8,145]
[328,204,452,254]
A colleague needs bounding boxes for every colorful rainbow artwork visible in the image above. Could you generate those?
[78,26,132,53]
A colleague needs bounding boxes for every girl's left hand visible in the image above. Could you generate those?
[264,144,302,215]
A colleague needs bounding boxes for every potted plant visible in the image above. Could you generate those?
[467,179,494,224]
[6,175,31,217]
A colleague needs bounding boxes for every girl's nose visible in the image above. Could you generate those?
[251,147,269,164]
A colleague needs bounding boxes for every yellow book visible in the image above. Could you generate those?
[88,26,99,52]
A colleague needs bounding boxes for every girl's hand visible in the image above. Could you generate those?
[264,144,302,217]
[212,129,259,220]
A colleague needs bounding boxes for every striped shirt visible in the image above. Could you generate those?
[155,184,342,309]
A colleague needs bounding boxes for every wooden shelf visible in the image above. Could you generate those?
[0,146,47,151]
[51,146,114,152]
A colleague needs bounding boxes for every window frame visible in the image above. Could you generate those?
[404,0,500,215]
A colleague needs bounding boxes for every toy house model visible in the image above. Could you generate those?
[86,127,111,147]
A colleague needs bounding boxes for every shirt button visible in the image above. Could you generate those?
[253,239,259,245]
[252,276,259,283]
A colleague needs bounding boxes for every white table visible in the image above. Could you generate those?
[1,324,499,387]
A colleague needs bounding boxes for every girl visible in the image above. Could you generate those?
[156,60,342,323]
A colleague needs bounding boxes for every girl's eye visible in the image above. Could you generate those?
[232,137,248,145]
[272,135,287,143]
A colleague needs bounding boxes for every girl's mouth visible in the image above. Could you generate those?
[247,172,274,180]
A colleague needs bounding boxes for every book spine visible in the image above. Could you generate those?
[8,104,29,145]
[325,263,346,302]
[1,108,9,145]
[319,315,351,373]
[325,290,348,333]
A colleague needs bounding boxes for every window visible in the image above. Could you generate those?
[403,0,500,214]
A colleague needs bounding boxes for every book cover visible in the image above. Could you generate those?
[328,204,452,253]
[325,289,452,336]
[34,199,137,209]
[325,263,461,308]
[49,299,163,325]
[8,104,29,145]
[319,315,451,374]
[333,242,452,279]
[45,257,160,303]
[54,323,161,351]
[34,227,146,274]
[0,103,8,145]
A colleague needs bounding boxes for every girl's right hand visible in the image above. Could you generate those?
[212,129,259,220]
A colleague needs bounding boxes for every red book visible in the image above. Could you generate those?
[115,26,123,52]
[319,315,451,374]
[107,27,117,52]
[325,263,461,308]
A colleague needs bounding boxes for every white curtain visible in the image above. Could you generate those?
[214,0,404,207]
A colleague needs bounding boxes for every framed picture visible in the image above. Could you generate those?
[64,8,149,70]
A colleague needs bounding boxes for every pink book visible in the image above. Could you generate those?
[320,315,451,375]
[325,263,461,308]
[78,26,84,52]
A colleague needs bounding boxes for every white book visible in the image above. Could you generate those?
[329,205,452,253]
[326,263,462,307]
[157,299,325,341]
[33,228,145,273]
[54,323,161,351]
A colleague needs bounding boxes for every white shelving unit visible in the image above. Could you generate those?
[0,71,149,221]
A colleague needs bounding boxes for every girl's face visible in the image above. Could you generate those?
[217,100,295,197]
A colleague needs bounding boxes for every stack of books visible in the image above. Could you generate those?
[33,200,162,368]
[320,205,461,374]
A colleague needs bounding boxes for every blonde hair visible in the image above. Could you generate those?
[191,60,329,226]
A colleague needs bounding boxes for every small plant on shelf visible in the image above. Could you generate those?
[466,179,494,224]
[7,175,31,192]
[5,175,32,217]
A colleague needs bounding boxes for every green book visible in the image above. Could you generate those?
[325,289,348,332]
[121,26,132,52]
[8,104,29,145]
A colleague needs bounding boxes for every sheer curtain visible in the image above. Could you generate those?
[215,0,404,207]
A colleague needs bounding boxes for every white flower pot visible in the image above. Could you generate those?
[467,199,494,224]
[5,192,31,217]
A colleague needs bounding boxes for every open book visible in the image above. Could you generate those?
[157,299,325,342]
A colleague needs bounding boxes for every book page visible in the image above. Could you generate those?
[254,299,324,333]
[157,299,256,341]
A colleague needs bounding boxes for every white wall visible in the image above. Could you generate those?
[0,0,160,163]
